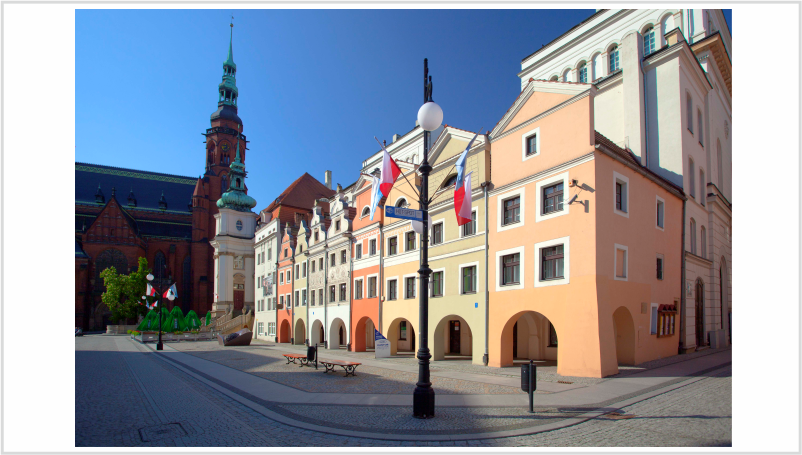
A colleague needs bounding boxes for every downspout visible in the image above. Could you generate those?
[379,226,384,334]
[305,253,309,345]
[679,198,687,353]
[348,236,354,351]
[641,56,649,168]
[482,182,489,366]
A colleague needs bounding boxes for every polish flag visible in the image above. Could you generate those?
[454,172,473,226]
[163,283,178,299]
[376,138,402,198]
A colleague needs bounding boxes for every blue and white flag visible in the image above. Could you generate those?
[369,174,381,221]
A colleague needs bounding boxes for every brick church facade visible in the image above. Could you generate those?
[75,24,249,330]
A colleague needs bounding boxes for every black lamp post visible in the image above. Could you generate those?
[412,58,443,419]
[144,263,172,351]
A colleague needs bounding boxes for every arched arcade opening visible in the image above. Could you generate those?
[500,310,558,367]
[432,315,473,361]
[386,317,416,356]
[294,319,306,345]
[278,319,291,344]
[353,316,377,352]
[329,317,348,350]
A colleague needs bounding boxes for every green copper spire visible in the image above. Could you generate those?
[217,133,256,212]
[218,21,238,108]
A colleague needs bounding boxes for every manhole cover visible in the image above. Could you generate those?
[138,423,187,442]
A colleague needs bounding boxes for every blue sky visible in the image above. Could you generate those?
[76,9,731,206]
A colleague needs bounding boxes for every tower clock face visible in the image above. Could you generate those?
[221,142,230,152]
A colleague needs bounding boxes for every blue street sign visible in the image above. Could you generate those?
[385,206,423,221]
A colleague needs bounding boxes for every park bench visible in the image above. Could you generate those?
[283,353,315,367]
[319,359,361,377]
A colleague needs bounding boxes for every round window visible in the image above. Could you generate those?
[236,220,243,231]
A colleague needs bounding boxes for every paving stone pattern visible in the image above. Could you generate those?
[76,336,731,447]
[171,342,526,395]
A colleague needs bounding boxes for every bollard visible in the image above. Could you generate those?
[521,360,536,413]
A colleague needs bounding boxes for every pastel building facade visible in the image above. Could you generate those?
[253,213,279,339]
[324,192,356,350]
[276,224,296,343]
[487,80,684,377]
[516,8,732,352]
[293,220,310,345]
[350,176,383,352]
[308,200,332,347]
[424,127,490,365]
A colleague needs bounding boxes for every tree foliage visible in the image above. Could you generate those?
[100,257,150,323]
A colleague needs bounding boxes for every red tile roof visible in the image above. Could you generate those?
[263,173,336,214]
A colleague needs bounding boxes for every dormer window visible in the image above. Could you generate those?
[396,198,407,208]
[335,220,341,232]
[362,207,370,217]
[442,175,458,189]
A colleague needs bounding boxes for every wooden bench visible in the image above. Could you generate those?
[319,359,362,377]
[283,354,315,367]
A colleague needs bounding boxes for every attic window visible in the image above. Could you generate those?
[442,175,458,189]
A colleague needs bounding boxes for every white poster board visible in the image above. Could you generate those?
[374,329,391,358]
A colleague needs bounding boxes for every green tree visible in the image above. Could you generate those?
[100,257,150,323]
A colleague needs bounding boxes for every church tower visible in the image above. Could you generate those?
[210,138,258,316]
[191,21,249,316]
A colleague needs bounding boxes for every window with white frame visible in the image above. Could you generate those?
[656,196,665,229]
[279,273,283,285]
[279,295,284,308]
[406,231,416,250]
[355,279,363,299]
[302,289,307,306]
[387,279,397,300]
[650,303,659,334]
[295,290,299,307]
[268,322,276,336]
[405,276,416,299]
[388,236,398,256]
[462,210,477,237]
[461,265,477,294]
[329,285,336,302]
[503,196,520,225]
[687,93,693,134]
[501,253,520,286]
[615,244,628,281]
[330,253,336,266]
[258,322,264,335]
[431,223,444,245]
[369,239,377,256]
[543,182,564,215]
[341,249,347,264]
[339,283,346,301]
[431,271,444,297]
[643,26,656,55]
[697,109,704,145]
[700,169,706,206]
[368,277,377,298]
[689,158,696,198]
[613,172,629,217]
[311,289,316,305]
[318,289,323,305]
[534,237,570,288]
[578,62,588,83]
[356,243,362,259]
[701,226,707,258]
[541,245,564,281]
[521,126,540,160]
[609,45,620,72]
[311,261,316,273]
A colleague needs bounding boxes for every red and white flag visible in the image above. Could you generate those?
[454,172,473,226]
[376,137,402,198]
[146,283,157,297]
[163,283,178,299]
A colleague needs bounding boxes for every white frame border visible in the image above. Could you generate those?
[458,261,481,295]
[613,171,630,218]
[521,126,541,161]
[614,243,629,281]
[366,273,379,299]
[495,246,525,292]
[496,187,526,233]
[385,275,399,301]
[402,272,418,300]
[458,206,480,238]
[430,267,446,298]
[534,236,570,288]
[655,195,665,231]
[650,302,660,334]
[535,171,570,223]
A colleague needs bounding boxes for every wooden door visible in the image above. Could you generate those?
[449,320,461,354]
[512,321,518,358]
[695,281,705,347]
[339,326,344,346]
[234,290,244,311]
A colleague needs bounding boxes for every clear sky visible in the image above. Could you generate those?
[76,9,731,207]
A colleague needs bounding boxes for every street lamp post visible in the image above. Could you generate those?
[145,263,172,351]
[413,58,443,419]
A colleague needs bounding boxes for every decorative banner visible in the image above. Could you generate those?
[374,329,391,359]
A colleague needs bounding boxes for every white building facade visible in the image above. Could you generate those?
[518,9,732,352]
[253,213,280,340]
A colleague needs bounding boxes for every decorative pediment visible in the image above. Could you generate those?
[85,196,143,248]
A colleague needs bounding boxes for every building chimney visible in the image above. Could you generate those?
[393,134,401,142]
[325,170,332,189]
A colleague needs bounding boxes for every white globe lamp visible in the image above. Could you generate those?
[146,273,154,281]
[417,101,443,132]
[167,294,175,301]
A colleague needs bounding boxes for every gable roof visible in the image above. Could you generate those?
[76,162,196,214]
[263,173,336,214]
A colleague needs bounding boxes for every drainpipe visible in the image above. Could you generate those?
[482,182,489,366]
[305,253,309,345]
[379,227,384,334]
[679,198,687,353]
[641,59,649,169]
[348,236,355,351]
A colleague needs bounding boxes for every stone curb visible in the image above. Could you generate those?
[139,339,731,442]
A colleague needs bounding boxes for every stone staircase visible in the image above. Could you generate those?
[204,307,254,335]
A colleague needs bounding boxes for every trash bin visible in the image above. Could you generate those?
[307,345,317,362]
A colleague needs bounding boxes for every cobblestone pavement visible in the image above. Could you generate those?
[172,341,528,395]
[77,335,731,447]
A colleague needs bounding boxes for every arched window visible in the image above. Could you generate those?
[562,69,570,82]
[442,174,458,189]
[591,53,600,81]
[362,207,370,217]
[221,175,228,191]
[94,248,129,294]
[153,251,168,286]
[701,226,707,258]
[578,62,588,83]
[236,178,241,188]
[689,218,697,254]
[609,45,620,72]
[549,75,558,81]
[395,198,407,208]
[643,26,656,55]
